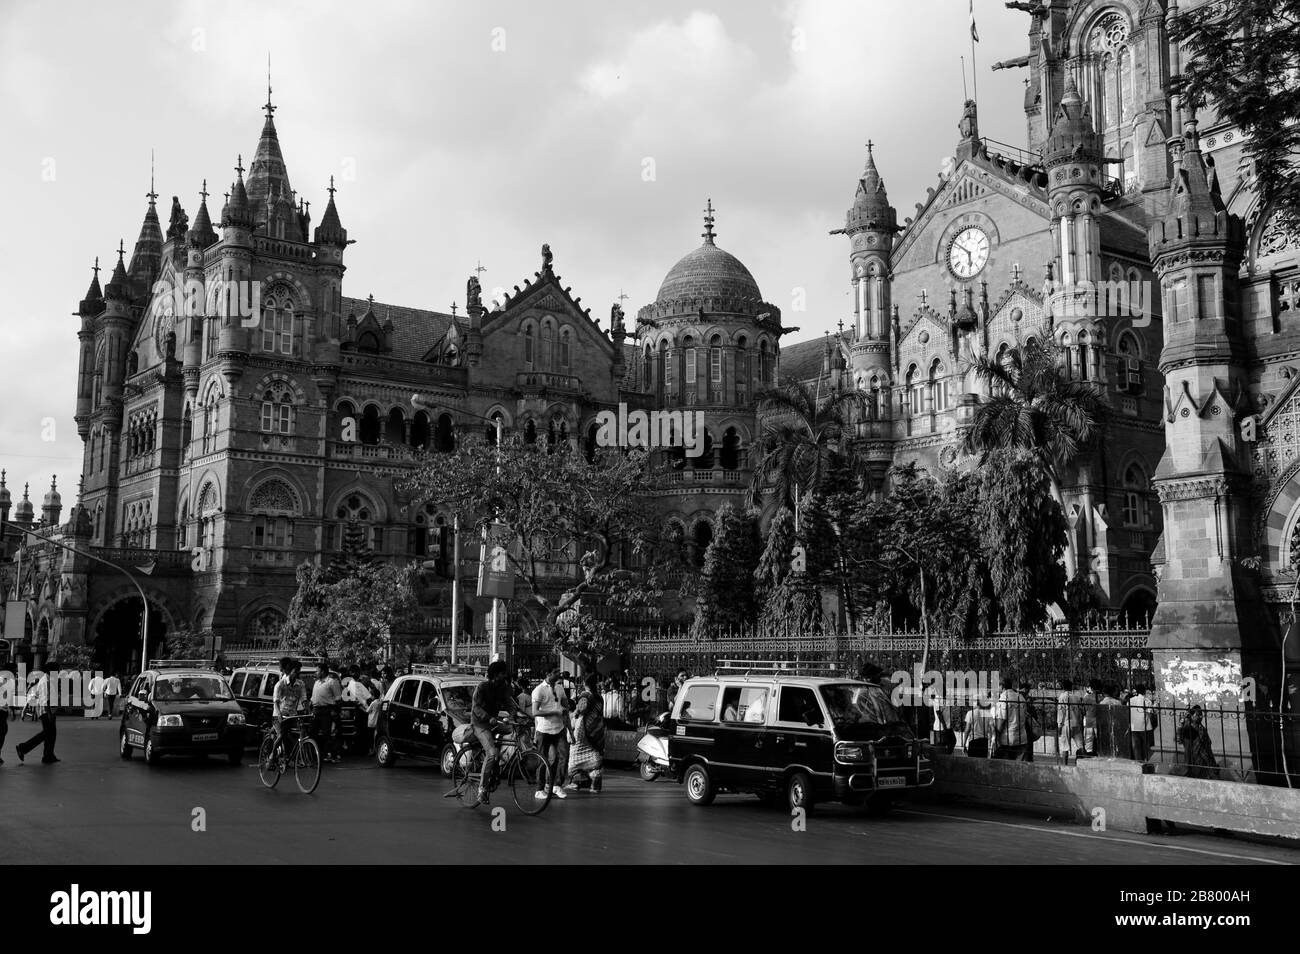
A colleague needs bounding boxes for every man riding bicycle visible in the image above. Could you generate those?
[469,660,527,806]
[271,656,309,759]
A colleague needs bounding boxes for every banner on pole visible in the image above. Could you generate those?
[476,522,515,599]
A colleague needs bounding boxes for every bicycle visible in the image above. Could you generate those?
[449,715,553,815]
[257,713,322,794]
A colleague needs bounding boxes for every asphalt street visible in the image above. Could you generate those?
[2,718,1296,865]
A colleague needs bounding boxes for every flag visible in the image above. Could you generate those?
[970,0,980,42]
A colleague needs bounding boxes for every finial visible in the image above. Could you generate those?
[450,301,458,317]
[264,53,276,117]
[235,154,245,178]
[866,139,874,154]
[22,482,29,499]
[474,260,487,277]
[919,288,928,306]
[837,317,845,335]
[50,476,57,493]
[1011,262,1022,282]
[92,256,100,279]
[199,179,209,203]
[117,239,126,261]
[702,198,716,244]
[147,148,158,206]
[1,469,6,486]
[327,175,336,199]
[367,293,375,305]
[224,190,230,204]
[617,289,630,304]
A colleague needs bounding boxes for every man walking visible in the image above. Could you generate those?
[1128,683,1155,763]
[311,661,344,762]
[1056,678,1085,761]
[531,668,569,801]
[102,673,122,719]
[992,676,1029,761]
[86,672,103,718]
[16,670,59,764]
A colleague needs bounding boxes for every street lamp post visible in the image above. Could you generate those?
[410,394,504,663]
[2,519,151,671]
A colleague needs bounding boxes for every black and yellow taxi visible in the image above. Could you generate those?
[666,661,933,812]
[119,660,247,765]
[375,664,482,774]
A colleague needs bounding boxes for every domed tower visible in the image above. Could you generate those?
[41,477,62,527]
[0,470,12,527]
[837,141,899,423]
[637,201,780,520]
[14,483,34,529]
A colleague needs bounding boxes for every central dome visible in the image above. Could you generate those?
[656,240,763,303]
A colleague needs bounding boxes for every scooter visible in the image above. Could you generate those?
[636,713,671,781]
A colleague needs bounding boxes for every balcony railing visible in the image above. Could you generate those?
[328,441,418,462]
[90,547,193,570]
[516,371,582,392]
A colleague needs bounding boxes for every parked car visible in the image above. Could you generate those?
[119,660,247,765]
[374,664,482,774]
[228,657,362,751]
[666,662,933,812]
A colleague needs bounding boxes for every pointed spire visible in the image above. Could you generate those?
[1043,72,1101,167]
[247,68,292,210]
[128,158,165,291]
[846,139,897,232]
[85,257,102,301]
[106,240,131,301]
[314,175,348,246]
[224,156,255,228]
[187,178,218,248]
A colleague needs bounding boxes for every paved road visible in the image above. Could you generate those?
[2,719,1295,865]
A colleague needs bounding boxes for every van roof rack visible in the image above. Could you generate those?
[148,659,214,670]
[713,659,855,679]
[237,654,326,667]
[411,663,486,676]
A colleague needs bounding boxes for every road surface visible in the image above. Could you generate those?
[2,718,1294,865]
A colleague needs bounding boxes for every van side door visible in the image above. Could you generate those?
[669,683,719,775]
[714,683,773,791]
[767,684,833,789]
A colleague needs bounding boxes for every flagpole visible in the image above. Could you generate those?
[970,0,979,103]
[961,55,968,102]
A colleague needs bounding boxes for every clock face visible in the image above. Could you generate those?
[948,226,990,279]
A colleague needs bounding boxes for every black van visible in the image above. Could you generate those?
[229,657,361,749]
[666,662,933,812]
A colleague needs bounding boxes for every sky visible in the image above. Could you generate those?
[0,0,1034,502]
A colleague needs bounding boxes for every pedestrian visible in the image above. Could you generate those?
[343,666,373,753]
[666,668,689,710]
[364,692,382,755]
[1127,683,1156,763]
[102,673,122,720]
[567,673,606,793]
[1055,678,1085,761]
[964,697,995,758]
[311,661,344,762]
[1081,679,1102,757]
[530,668,569,801]
[16,670,58,764]
[86,672,103,718]
[1177,705,1219,779]
[991,675,1029,761]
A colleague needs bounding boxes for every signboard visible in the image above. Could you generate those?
[4,601,27,643]
[476,522,515,599]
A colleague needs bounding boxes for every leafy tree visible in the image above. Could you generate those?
[324,520,378,583]
[50,642,95,671]
[964,339,1108,576]
[402,437,670,671]
[754,506,826,632]
[1064,572,1104,630]
[976,450,1068,631]
[693,504,761,634]
[160,628,211,661]
[283,560,421,661]
[1174,1,1300,230]
[749,377,866,511]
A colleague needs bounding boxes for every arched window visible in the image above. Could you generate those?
[905,364,920,416]
[412,505,451,567]
[709,334,723,390]
[559,328,572,369]
[524,324,535,366]
[434,413,455,453]
[693,429,714,469]
[642,344,653,391]
[1122,464,1149,528]
[385,408,406,445]
[335,492,380,553]
[547,415,568,451]
[260,383,295,435]
[660,340,672,391]
[758,341,772,389]
[359,405,381,446]
[720,426,741,470]
[683,335,697,386]
[178,499,190,549]
[411,410,431,450]
[261,295,296,355]
[247,608,285,643]
[928,360,948,412]
[204,316,218,361]
[735,336,749,403]
[202,384,220,453]
[524,419,537,444]
[541,321,553,370]
[1077,330,1090,382]
[1089,11,1136,192]
[691,519,713,568]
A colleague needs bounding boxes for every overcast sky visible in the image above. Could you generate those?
[0,0,1033,502]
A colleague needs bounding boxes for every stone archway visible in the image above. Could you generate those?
[88,590,176,678]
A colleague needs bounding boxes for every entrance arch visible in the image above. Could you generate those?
[89,592,173,677]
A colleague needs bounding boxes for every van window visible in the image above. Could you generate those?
[777,685,822,726]
[416,681,440,711]
[396,678,420,707]
[260,674,278,698]
[229,673,246,695]
[720,686,769,724]
[678,684,718,723]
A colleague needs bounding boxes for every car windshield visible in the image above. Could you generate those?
[442,685,474,722]
[820,683,903,728]
[153,676,232,702]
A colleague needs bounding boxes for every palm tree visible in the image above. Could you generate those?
[748,377,867,511]
[963,338,1109,577]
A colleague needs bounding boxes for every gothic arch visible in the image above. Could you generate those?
[261,270,315,312]
[246,473,305,516]
[193,472,223,515]
[86,585,181,646]
[252,371,308,404]
[239,598,290,639]
[325,485,389,524]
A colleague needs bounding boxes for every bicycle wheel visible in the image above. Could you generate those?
[450,746,484,808]
[295,737,322,794]
[258,733,281,790]
[510,749,553,816]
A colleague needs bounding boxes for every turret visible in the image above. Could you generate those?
[1043,76,1106,314]
[0,470,11,527]
[182,183,213,400]
[127,175,165,299]
[41,477,62,527]
[99,243,134,428]
[14,483,34,528]
[75,259,104,437]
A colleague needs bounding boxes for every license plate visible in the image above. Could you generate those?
[191,732,218,742]
[877,776,906,788]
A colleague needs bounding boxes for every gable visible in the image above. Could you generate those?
[489,273,615,356]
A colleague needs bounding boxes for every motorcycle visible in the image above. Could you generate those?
[636,713,671,782]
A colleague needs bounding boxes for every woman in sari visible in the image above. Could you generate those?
[1177,705,1219,779]
[567,673,606,793]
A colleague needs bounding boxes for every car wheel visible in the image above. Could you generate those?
[119,731,132,760]
[683,764,715,806]
[787,770,814,813]
[639,759,658,782]
[143,731,161,766]
[375,734,396,768]
[439,744,456,776]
